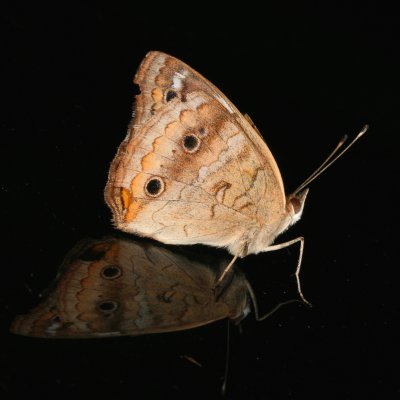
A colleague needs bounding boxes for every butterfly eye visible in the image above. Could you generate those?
[165,90,177,102]
[182,134,201,153]
[145,177,165,197]
[101,265,122,279]
[290,197,301,213]
[98,301,119,312]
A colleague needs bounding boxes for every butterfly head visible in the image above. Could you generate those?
[285,188,309,227]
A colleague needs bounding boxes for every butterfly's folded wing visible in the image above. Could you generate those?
[105,52,286,255]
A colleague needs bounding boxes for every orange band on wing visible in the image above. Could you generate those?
[121,188,132,209]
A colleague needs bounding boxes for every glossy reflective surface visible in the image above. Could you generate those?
[11,237,250,338]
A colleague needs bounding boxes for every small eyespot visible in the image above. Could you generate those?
[161,290,175,303]
[182,134,201,153]
[145,177,165,197]
[101,265,122,279]
[198,127,208,137]
[98,301,119,312]
[165,90,177,102]
[79,245,107,261]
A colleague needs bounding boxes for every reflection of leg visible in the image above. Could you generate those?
[245,279,299,321]
[221,320,230,397]
[214,255,238,288]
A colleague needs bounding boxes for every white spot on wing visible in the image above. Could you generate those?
[172,75,182,90]
[172,71,187,90]
[133,292,153,329]
[45,319,62,336]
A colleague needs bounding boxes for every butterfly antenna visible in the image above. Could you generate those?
[293,124,368,195]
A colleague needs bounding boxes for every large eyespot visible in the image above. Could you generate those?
[101,265,122,280]
[182,134,201,153]
[145,177,165,197]
[98,301,119,312]
[165,90,178,102]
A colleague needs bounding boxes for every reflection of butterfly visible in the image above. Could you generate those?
[104,51,367,294]
[10,237,250,338]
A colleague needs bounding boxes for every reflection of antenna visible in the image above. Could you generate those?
[293,125,369,196]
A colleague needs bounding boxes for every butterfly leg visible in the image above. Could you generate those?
[263,236,312,307]
[214,255,238,289]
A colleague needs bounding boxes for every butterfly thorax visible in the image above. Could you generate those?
[230,188,309,257]
[235,211,291,256]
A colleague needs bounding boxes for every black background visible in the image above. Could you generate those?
[1,3,398,399]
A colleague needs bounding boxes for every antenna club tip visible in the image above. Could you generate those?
[360,124,369,135]
[340,134,348,145]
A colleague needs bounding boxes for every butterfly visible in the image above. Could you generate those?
[10,237,251,338]
[104,51,367,302]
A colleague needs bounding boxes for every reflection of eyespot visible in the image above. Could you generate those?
[165,90,177,102]
[182,134,201,153]
[98,301,119,312]
[101,265,122,279]
[145,177,165,197]
[79,245,107,261]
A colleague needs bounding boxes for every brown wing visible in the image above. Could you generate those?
[105,52,287,256]
[10,238,248,338]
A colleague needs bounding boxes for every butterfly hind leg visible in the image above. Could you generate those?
[214,239,250,292]
[262,236,312,307]
[214,237,311,307]
[214,255,239,289]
